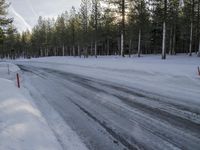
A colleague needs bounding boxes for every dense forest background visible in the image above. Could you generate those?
[0,0,200,59]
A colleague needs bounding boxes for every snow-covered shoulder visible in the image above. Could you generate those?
[0,62,63,150]
[0,78,63,150]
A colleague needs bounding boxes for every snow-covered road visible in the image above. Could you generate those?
[17,63,200,150]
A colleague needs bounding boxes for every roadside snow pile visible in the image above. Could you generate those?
[0,62,63,150]
[0,62,20,80]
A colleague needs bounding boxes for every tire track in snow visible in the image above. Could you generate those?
[18,64,200,150]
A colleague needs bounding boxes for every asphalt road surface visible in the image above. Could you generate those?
[18,64,200,150]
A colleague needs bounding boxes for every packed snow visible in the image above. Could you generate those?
[17,54,200,108]
[13,54,200,150]
[0,62,88,150]
[0,62,63,150]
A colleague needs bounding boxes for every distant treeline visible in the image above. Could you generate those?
[1,0,200,59]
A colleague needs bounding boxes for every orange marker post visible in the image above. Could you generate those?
[16,73,20,88]
[198,67,200,76]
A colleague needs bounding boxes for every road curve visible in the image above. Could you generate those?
[18,64,200,150]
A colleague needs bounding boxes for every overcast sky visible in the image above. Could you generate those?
[7,0,81,32]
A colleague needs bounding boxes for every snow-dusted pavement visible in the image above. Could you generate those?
[16,56,200,150]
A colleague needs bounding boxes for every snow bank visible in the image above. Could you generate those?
[0,63,63,150]
[0,62,20,80]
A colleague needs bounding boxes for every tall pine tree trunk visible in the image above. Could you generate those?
[53,47,56,56]
[198,0,200,56]
[121,31,124,57]
[62,45,65,56]
[107,39,110,55]
[95,41,97,58]
[138,29,141,57]
[121,0,125,57]
[129,39,132,57]
[44,48,47,56]
[46,47,49,56]
[162,0,167,59]
[85,47,88,58]
[78,44,81,58]
[189,22,193,56]
[90,42,93,56]
[162,21,166,59]
[94,0,98,58]
[198,39,200,56]
[189,0,194,56]
[172,26,176,55]
[40,47,43,57]
[169,27,173,55]
[73,45,76,57]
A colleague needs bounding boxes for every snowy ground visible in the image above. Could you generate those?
[0,62,88,150]
[12,54,200,150]
[19,54,200,108]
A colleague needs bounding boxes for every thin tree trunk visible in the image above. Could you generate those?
[94,0,98,58]
[121,0,125,57]
[172,27,176,55]
[53,47,56,56]
[121,32,124,57]
[45,48,46,56]
[78,44,81,58]
[62,45,65,56]
[198,0,200,56]
[90,42,93,56]
[162,0,167,59]
[40,48,43,57]
[73,45,75,56]
[169,27,173,55]
[138,29,141,57]
[189,22,193,56]
[129,39,132,57]
[189,0,194,56]
[107,39,110,55]
[70,47,73,56]
[95,41,97,58]
[46,47,49,56]
[85,47,88,58]
[195,30,198,54]
[118,38,121,55]
[198,38,200,56]
[162,21,166,59]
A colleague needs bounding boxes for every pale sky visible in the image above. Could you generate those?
[7,0,81,32]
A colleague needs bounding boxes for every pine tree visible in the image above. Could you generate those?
[3,0,199,59]
[69,7,76,56]
[80,0,91,58]
[133,0,150,57]
[91,0,101,58]
[198,0,200,56]
[162,0,167,59]
[189,0,195,56]
[106,0,129,57]
[55,15,66,56]
[0,0,13,57]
